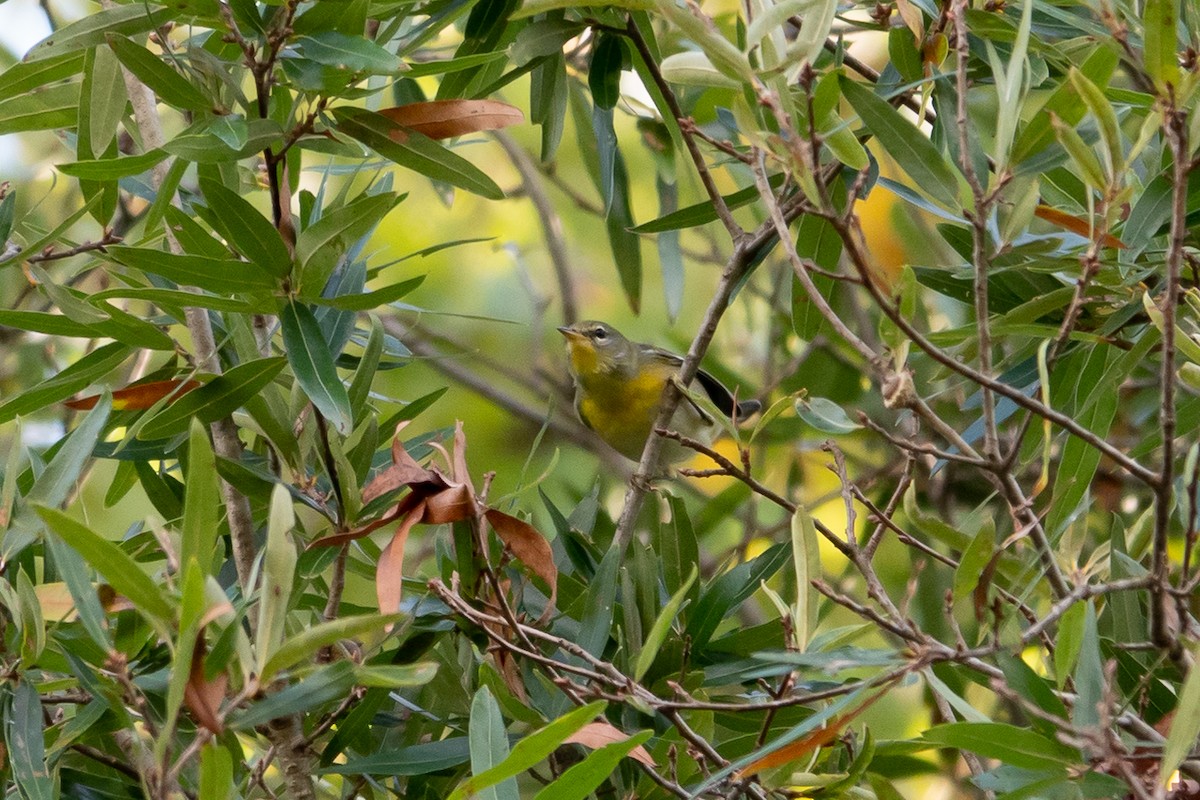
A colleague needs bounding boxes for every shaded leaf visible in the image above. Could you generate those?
[281,300,353,435]
[36,507,173,624]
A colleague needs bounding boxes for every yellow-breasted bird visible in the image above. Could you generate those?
[558,320,761,463]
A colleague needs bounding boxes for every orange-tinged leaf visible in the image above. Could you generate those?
[485,508,557,622]
[65,378,202,410]
[378,100,524,141]
[376,501,422,616]
[735,683,892,779]
[1034,205,1126,249]
[184,636,228,735]
[565,722,657,767]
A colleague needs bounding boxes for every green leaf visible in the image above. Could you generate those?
[332,107,504,199]
[657,496,700,604]
[84,44,125,157]
[1067,68,1122,178]
[791,505,820,649]
[106,34,212,112]
[199,744,234,800]
[8,679,55,800]
[36,506,174,624]
[180,419,219,572]
[198,180,293,278]
[635,566,696,681]
[1162,641,1200,785]
[138,357,287,439]
[296,32,403,73]
[281,301,354,435]
[325,737,471,775]
[235,661,357,729]
[261,614,400,680]
[588,34,624,110]
[0,51,85,102]
[840,76,960,210]
[0,342,130,425]
[58,149,170,180]
[163,118,284,163]
[255,485,297,676]
[795,396,861,435]
[1054,601,1085,689]
[354,663,439,688]
[1143,0,1181,90]
[922,722,1080,770]
[106,246,278,293]
[25,4,175,61]
[1072,600,1104,729]
[687,542,791,649]
[315,272,423,311]
[0,83,80,134]
[633,173,788,233]
[448,703,605,800]
[470,687,519,800]
[90,286,261,314]
[1011,46,1117,166]
[295,192,399,295]
[579,547,620,659]
[531,731,653,800]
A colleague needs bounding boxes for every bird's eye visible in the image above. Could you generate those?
[592,328,608,341]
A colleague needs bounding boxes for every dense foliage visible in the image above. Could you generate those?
[1,0,1199,798]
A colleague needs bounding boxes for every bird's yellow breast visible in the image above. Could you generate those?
[575,365,698,460]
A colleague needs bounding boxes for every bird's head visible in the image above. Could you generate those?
[557,320,635,378]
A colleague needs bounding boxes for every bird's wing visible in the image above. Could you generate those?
[641,346,760,421]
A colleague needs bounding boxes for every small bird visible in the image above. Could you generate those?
[558,320,761,463]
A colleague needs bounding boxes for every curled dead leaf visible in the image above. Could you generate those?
[378,100,524,141]
[565,722,656,767]
[485,509,557,622]
[65,378,202,410]
[184,635,228,735]
[376,501,423,616]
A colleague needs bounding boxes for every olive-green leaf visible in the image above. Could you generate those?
[106,34,211,111]
[840,76,960,210]
[107,245,278,293]
[332,107,504,200]
[36,506,174,624]
[199,181,292,278]
[138,357,287,439]
[281,301,353,434]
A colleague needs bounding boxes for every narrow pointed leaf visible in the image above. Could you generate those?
[281,301,353,434]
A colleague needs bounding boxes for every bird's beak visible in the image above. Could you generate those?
[557,326,580,339]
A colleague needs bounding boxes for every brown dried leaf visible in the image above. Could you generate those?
[376,501,423,615]
[378,100,524,141]
[451,420,472,488]
[184,636,228,735]
[893,0,924,40]
[485,509,557,621]
[565,722,657,767]
[423,483,475,524]
[65,378,202,410]
[308,495,415,548]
